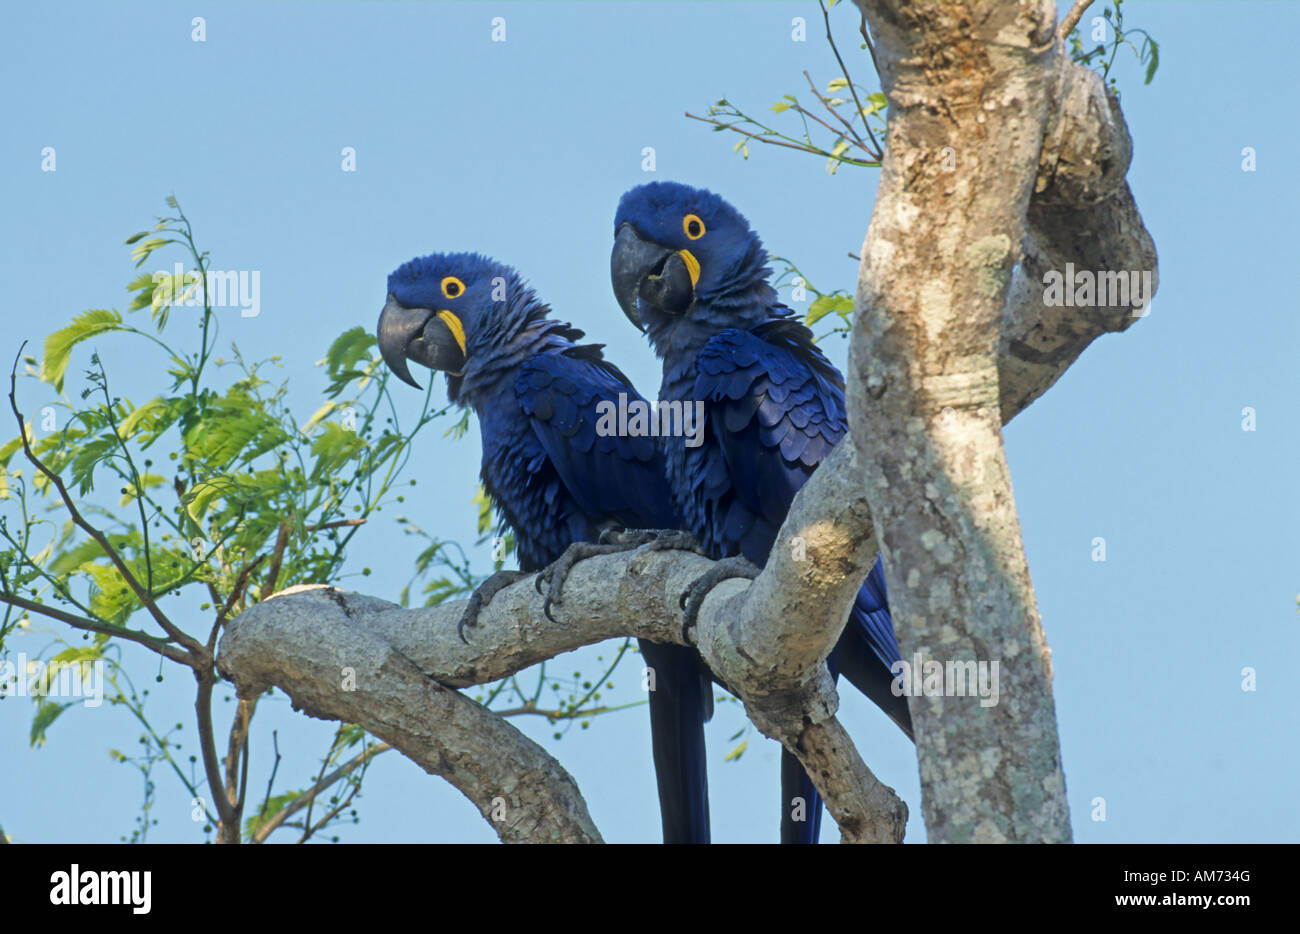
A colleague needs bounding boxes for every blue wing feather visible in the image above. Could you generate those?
[685,324,913,842]
[516,353,677,532]
[510,351,712,843]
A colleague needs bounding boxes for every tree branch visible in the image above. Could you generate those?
[840,0,1155,842]
[251,741,389,844]
[219,551,908,843]
[219,585,606,843]
[1058,0,1096,41]
[0,591,190,663]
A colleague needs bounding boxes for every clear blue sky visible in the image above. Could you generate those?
[1,1,1296,843]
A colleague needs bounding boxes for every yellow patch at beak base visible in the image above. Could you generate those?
[677,249,700,287]
[437,310,467,356]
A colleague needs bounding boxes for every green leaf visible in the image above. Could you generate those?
[308,421,364,484]
[806,294,854,327]
[302,400,338,435]
[443,409,472,440]
[243,790,302,839]
[125,272,162,313]
[861,92,888,118]
[826,77,849,91]
[321,327,380,397]
[183,472,276,523]
[1144,40,1159,85]
[41,309,123,392]
[472,485,496,537]
[47,536,115,581]
[724,739,748,762]
[34,646,106,697]
[825,139,852,175]
[0,433,25,469]
[30,699,73,747]
[116,396,179,445]
[182,390,289,470]
[322,327,377,380]
[771,100,792,113]
[130,237,175,268]
[83,561,138,624]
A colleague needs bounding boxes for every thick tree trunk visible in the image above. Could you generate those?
[848,0,1154,842]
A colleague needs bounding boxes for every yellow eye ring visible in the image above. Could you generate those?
[441,276,466,299]
[683,214,706,240]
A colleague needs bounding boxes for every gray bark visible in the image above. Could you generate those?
[847,0,1156,842]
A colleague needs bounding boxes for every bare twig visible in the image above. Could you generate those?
[303,519,365,533]
[252,741,389,843]
[207,553,266,651]
[259,517,293,602]
[1058,0,1096,40]
[684,112,878,168]
[856,1,881,79]
[298,760,367,844]
[820,0,883,159]
[0,591,189,663]
[254,729,283,835]
[301,726,344,841]
[800,70,870,154]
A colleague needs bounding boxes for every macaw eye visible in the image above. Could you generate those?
[441,276,466,299]
[683,214,706,240]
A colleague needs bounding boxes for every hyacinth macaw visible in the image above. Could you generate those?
[609,181,914,844]
[376,252,712,843]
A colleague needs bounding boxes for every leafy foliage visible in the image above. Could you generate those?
[687,1,885,173]
[0,198,449,842]
[1067,0,1160,93]
[0,197,657,842]
[771,255,855,342]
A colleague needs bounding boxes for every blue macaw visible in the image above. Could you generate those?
[376,252,712,843]
[609,181,914,844]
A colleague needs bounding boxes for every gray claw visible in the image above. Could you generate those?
[678,556,762,642]
[457,570,530,642]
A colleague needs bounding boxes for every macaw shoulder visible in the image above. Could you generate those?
[693,322,847,467]
[513,350,662,467]
[696,321,843,397]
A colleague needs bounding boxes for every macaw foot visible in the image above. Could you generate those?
[598,528,706,555]
[457,569,531,643]
[679,556,762,642]
[534,529,706,622]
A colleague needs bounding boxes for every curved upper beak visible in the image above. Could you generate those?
[376,294,467,390]
[611,223,696,332]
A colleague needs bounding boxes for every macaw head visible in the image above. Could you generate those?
[377,251,523,392]
[611,181,774,344]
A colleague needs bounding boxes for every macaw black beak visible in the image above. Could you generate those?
[376,294,467,390]
[611,223,697,332]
